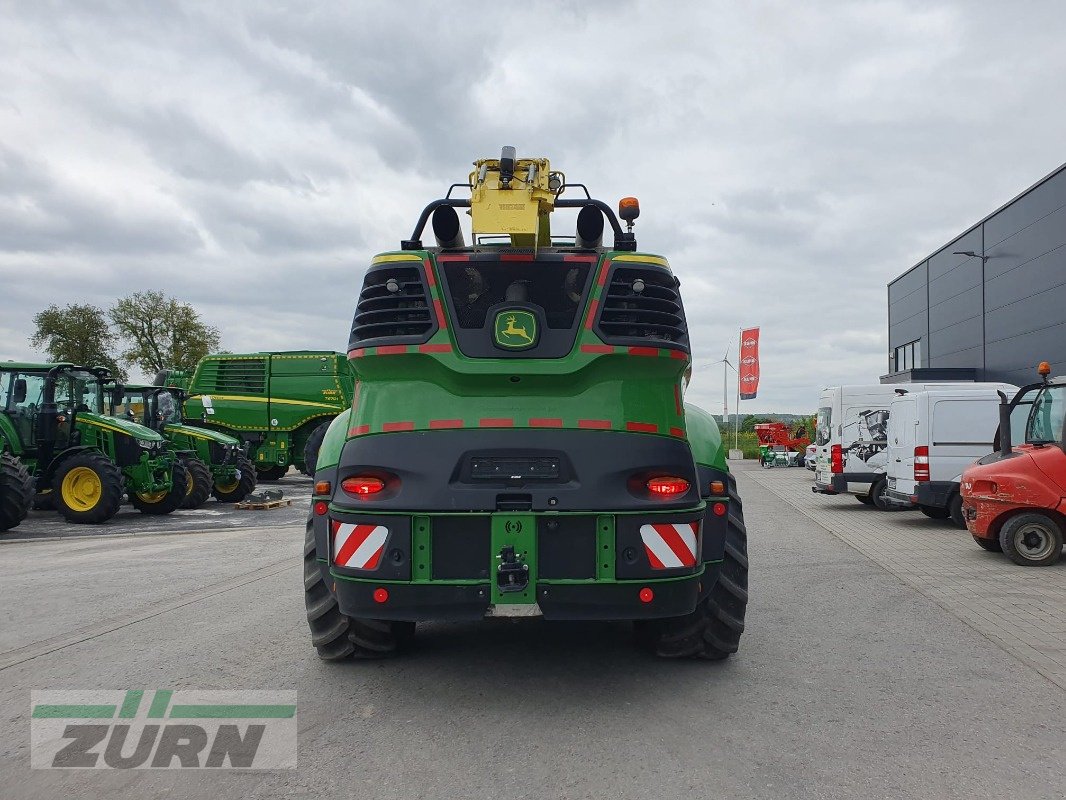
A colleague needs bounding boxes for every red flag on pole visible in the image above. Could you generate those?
[739,327,760,400]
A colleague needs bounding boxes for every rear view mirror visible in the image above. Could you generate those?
[12,379,27,405]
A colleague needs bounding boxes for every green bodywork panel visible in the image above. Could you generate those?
[162,423,240,480]
[683,403,727,470]
[314,411,352,472]
[179,351,353,471]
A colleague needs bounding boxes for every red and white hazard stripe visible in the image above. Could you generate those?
[639,522,699,569]
[332,521,388,570]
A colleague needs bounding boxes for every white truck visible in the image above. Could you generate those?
[883,385,1018,527]
[811,382,1011,509]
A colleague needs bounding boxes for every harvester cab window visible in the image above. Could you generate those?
[1027,385,1066,445]
[442,260,591,330]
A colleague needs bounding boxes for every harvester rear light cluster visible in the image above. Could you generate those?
[341,476,386,496]
[830,444,843,474]
[914,446,930,482]
[646,476,689,497]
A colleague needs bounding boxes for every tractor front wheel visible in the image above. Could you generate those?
[130,460,189,516]
[53,452,124,524]
[212,452,257,502]
[0,453,33,532]
[636,474,748,660]
[1000,513,1063,567]
[303,514,413,660]
[179,456,213,510]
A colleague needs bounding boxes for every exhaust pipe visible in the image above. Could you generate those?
[575,205,604,249]
[431,205,465,249]
[997,390,1012,457]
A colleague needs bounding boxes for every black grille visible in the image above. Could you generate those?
[349,265,434,347]
[596,266,688,349]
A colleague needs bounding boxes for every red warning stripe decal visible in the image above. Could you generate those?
[382,421,414,432]
[429,419,463,429]
[580,344,614,354]
[577,419,612,430]
[348,424,370,436]
[479,418,514,427]
[625,421,658,433]
[422,258,436,287]
[529,418,563,427]
[332,521,388,570]
[639,522,698,569]
[376,345,407,355]
[669,426,686,439]
[584,298,599,330]
[628,346,659,357]
[419,343,452,353]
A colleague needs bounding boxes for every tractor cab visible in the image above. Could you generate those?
[110,383,186,431]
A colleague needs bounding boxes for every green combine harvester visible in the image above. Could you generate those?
[0,363,186,524]
[158,351,353,480]
[111,384,256,507]
[304,148,749,660]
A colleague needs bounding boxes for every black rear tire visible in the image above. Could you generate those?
[870,478,891,511]
[948,492,966,529]
[636,473,748,660]
[0,453,33,532]
[256,464,289,482]
[919,504,950,520]
[972,534,1002,552]
[999,513,1063,567]
[53,451,124,524]
[130,459,188,516]
[212,452,258,502]
[179,455,213,509]
[302,419,334,477]
[303,514,413,659]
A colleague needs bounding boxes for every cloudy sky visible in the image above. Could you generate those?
[2,1,1064,413]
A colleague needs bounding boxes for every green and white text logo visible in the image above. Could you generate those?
[493,309,537,350]
[30,689,296,769]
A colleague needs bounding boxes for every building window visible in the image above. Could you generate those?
[894,339,921,372]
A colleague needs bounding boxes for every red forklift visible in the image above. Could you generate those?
[961,362,1066,566]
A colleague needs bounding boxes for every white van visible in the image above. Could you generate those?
[812,383,1009,508]
[883,385,1018,526]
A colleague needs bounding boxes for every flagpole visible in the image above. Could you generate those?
[735,327,741,450]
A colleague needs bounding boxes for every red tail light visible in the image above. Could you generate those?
[830,444,843,474]
[341,476,386,496]
[646,477,690,497]
[914,446,930,482]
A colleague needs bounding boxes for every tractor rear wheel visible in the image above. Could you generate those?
[130,459,188,516]
[53,452,124,524]
[302,419,333,476]
[636,473,748,660]
[179,455,213,510]
[0,453,33,532]
[303,514,413,660]
[212,452,257,502]
[919,504,950,520]
[999,513,1063,567]
[256,465,289,481]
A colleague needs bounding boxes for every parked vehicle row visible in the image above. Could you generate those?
[807,369,1065,567]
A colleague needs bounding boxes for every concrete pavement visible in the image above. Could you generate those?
[0,465,1062,799]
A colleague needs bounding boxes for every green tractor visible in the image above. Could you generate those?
[0,363,187,524]
[304,148,749,660]
[157,351,353,481]
[110,384,257,507]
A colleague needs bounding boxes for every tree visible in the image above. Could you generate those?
[30,304,126,380]
[109,291,221,375]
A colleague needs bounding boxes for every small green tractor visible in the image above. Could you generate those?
[0,363,187,524]
[304,148,749,660]
[110,384,256,507]
[157,351,353,481]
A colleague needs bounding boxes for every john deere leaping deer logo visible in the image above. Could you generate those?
[494,309,538,350]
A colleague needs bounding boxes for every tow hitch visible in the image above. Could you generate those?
[496,545,529,594]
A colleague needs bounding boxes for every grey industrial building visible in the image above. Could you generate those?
[886,162,1066,385]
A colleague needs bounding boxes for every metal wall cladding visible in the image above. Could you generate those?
[887,163,1066,381]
